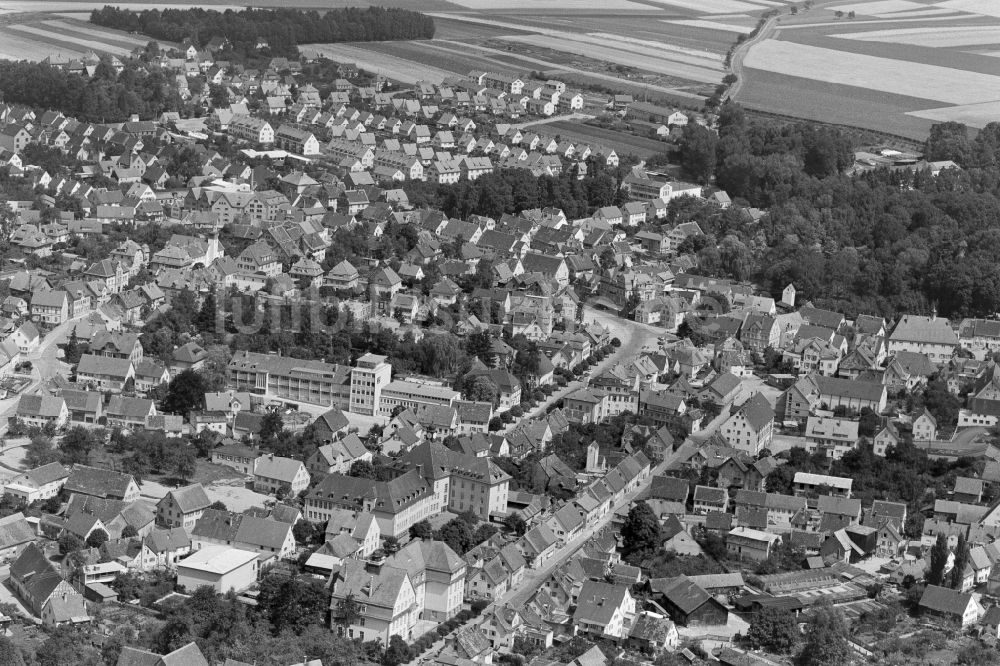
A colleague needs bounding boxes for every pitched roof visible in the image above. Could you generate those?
[65,465,136,499]
[919,584,974,616]
[165,484,211,514]
[650,575,712,614]
[573,580,630,626]
[254,455,305,483]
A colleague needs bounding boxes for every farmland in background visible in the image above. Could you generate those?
[17,0,999,139]
[735,0,1000,137]
[0,16,177,60]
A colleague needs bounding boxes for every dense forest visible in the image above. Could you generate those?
[90,6,435,58]
[668,105,1000,319]
[0,58,182,122]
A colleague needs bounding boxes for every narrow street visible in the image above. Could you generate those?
[0,315,82,435]
[514,304,664,428]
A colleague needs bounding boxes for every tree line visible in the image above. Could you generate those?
[90,6,435,58]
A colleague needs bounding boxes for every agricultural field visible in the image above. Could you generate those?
[300,43,457,84]
[0,16,173,60]
[735,0,1000,136]
[539,119,669,158]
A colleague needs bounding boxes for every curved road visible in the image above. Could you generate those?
[512,304,663,429]
[724,13,779,104]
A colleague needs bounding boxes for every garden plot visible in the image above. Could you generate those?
[743,38,1000,105]
[834,24,1000,47]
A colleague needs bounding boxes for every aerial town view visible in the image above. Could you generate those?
[0,0,998,664]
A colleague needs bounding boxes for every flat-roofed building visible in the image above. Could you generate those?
[175,545,260,594]
[227,350,351,408]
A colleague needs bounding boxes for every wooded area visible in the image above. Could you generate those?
[90,6,436,58]
[672,105,1000,319]
[0,58,182,123]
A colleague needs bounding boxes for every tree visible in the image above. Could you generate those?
[259,411,285,446]
[504,513,527,536]
[679,124,718,184]
[464,375,499,404]
[924,121,973,166]
[60,426,97,464]
[921,379,960,430]
[0,636,25,666]
[384,635,412,666]
[383,535,401,554]
[437,517,474,555]
[63,327,85,364]
[746,608,799,654]
[58,532,83,555]
[174,448,197,482]
[162,369,207,415]
[858,407,878,437]
[409,520,433,540]
[957,642,996,666]
[928,532,948,587]
[950,532,969,589]
[122,524,138,539]
[257,573,329,635]
[797,603,851,666]
[621,500,662,558]
[333,593,360,633]
[25,434,59,468]
[86,528,109,549]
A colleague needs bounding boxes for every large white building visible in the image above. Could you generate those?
[176,545,260,594]
[227,115,274,144]
[350,353,393,416]
[377,379,459,417]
